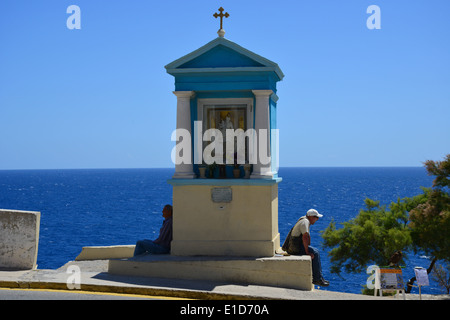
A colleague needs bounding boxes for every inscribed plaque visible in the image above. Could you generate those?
[211,187,232,203]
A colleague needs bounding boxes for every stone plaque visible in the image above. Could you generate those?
[211,187,232,203]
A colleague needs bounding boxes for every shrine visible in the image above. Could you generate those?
[165,7,283,257]
[108,8,313,290]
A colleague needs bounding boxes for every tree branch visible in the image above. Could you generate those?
[405,256,437,293]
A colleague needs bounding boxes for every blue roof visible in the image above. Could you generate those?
[165,37,284,82]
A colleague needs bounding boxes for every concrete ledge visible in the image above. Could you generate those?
[108,254,313,291]
[75,245,135,261]
[0,209,40,270]
[171,238,279,257]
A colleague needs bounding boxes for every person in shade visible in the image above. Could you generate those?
[282,209,329,287]
[133,204,173,256]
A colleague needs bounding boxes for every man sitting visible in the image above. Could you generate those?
[282,209,329,287]
[133,204,173,256]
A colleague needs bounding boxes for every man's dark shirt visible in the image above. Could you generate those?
[153,217,173,249]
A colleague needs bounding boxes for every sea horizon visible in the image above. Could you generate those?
[0,165,426,172]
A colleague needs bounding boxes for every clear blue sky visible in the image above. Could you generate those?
[1,0,449,169]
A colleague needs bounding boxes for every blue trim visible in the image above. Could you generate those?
[167,178,282,186]
[178,45,265,69]
[175,81,276,92]
[165,37,284,81]
[194,91,255,99]
[173,72,279,92]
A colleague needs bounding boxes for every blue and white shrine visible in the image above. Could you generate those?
[108,8,313,291]
[165,10,284,258]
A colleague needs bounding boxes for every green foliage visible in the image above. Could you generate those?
[322,154,450,276]
[409,155,450,262]
[321,195,426,275]
[409,189,450,261]
[424,154,450,190]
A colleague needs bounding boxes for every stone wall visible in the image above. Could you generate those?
[0,209,40,270]
[109,254,313,291]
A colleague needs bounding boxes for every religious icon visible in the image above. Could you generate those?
[219,112,234,138]
[203,105,248,166]
[204,105,246,134]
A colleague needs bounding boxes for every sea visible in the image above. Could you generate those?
[0,167,444,295]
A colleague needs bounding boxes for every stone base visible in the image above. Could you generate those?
[168,180,281,257]
[75,245,135,261]
[171,235,280,257]
[108,254,313,291]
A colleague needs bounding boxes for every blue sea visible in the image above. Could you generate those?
[0,167,443,295]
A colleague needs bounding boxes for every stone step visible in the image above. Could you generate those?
[108,254,313,291]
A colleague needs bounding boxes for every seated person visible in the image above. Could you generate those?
[133,204,173,256]
[282,209,329,287]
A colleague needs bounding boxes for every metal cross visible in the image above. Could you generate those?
[213,7,229,30]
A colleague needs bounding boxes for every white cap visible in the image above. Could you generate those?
[307,209,323,218]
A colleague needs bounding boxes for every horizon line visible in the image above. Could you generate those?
[0,165,425,172]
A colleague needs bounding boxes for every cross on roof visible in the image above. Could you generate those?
[213,7,229,37]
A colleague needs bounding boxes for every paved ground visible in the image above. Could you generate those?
[0,260,448,300]
[0,288,160,300]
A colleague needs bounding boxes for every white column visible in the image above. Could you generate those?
[173,91,196,179]
[251,90,274,179]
